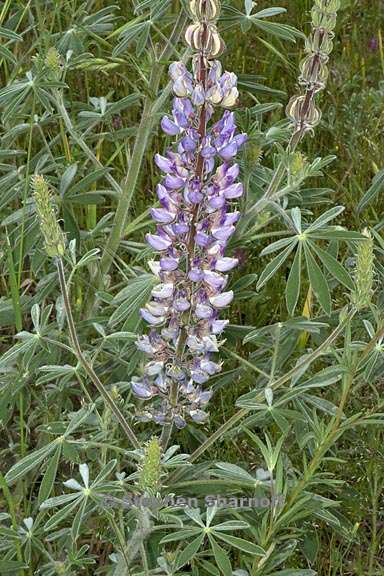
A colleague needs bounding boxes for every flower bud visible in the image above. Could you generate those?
[305,28,334,56]
[352,230,375,310]
[185,22,225,58]
[45,47,63,79]
[299,54,329,89]
[289,152,307,176]
[139,437,162,493]
[32,175,65,258]
[311,6,337,31]
[189,0,220,21]
[286,95,321,129]
[314,0,341,13]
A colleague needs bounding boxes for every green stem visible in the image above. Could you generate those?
[55,257,140,449]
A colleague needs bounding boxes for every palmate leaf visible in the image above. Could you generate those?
[258,205,364,314]
[43,497,82,532]
[161,528,202,543]
[253,7,287,19]
[0,26,22,42]
[308,229,365,241]
[109,273,157,327]
[305,205,345,232]
[135,0,172,17]
[38,444,62,505]
[71,497,89,542]
[0,561,29,574]
[250,19,304,42]
[237,74,286,98]
[112,20,151,57]
[221,3,302,41]
[0,45,17,65]
[4,442,58,485]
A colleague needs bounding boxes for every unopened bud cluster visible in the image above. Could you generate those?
[138,437,162,494]
[286,0,340,134]
[32,175,65,258]
[130,0,247,427]
[45,47,63,80]
[352,229,374,310]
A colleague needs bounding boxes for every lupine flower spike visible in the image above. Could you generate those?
[131,0,247,429]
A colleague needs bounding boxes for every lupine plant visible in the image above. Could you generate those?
[1,0,384,575]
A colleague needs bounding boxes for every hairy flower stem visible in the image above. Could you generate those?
[55,257,140,449]
[160,31,209,450]
[167,306,357,483]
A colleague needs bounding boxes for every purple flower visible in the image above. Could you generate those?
[224,182,243,199]
[161,116,181,136]
[215,257,238,272]
[368,37,379,52]
[131,379,154,399]
[209,291,234,308]
[140,308,165,325]
[146,233,172,251]
[155,154,173,173]
[150,207,176,223]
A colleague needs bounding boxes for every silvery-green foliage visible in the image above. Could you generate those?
[0,0,383,574]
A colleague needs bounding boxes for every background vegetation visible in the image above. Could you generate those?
[0,0,383,574]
